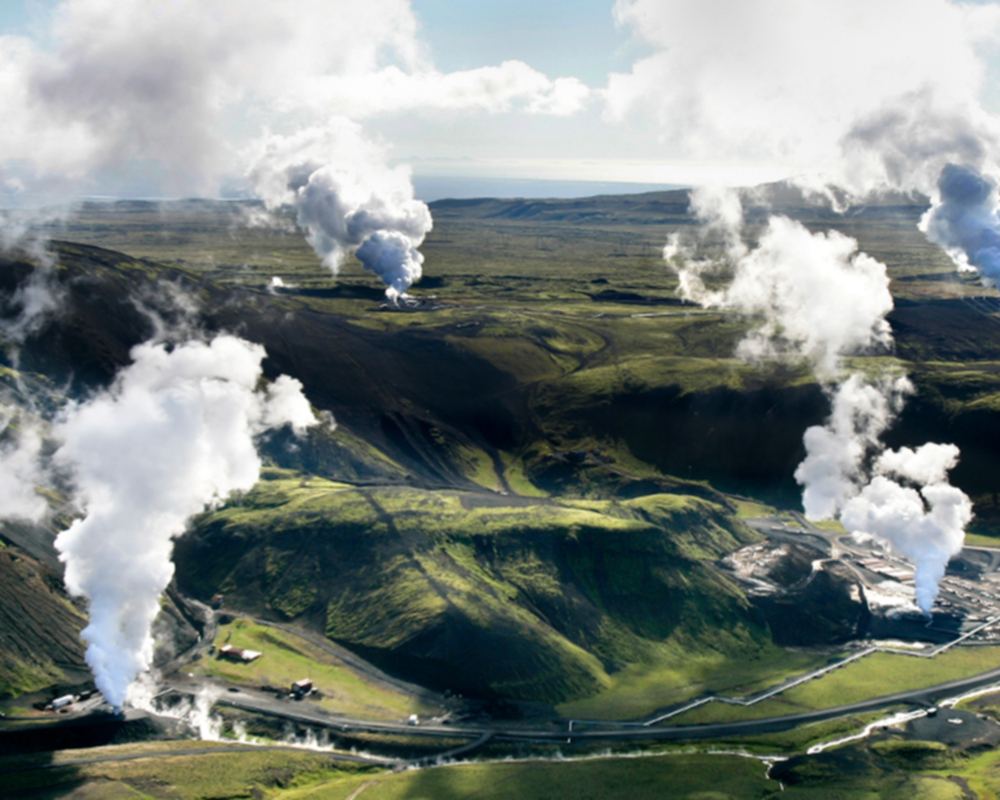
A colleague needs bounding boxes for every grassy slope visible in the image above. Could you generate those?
[192,618,436,720]
[0,740,368,799]
[10,736,1000,799]
[0,541,87,698]
[289,754,776,800]
[0,743,776,800]
[669,646,1000,725]
[175,472,768,709]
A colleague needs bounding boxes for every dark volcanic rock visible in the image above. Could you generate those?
[723,542,871,646]
[752,560,871,646]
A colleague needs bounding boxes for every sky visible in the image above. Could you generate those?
[2,0,1000,201]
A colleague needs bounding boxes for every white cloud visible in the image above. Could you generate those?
[0,0,590,201]
[608,0,1000,194]
[305,62,589,118]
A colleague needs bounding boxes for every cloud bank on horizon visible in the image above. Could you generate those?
[608,0,1000,195]
[0,0,590,204]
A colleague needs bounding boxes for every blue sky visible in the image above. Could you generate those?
[0,0,639,82]
[2,0,1000,200]
[412,0,639,85]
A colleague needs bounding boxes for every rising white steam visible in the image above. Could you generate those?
[674,189,893,375]
[0,408,48,522]
[794,375,910,521]
[795,378,972,613]
[53,335,316,710]
[127,674,223,740]
[673,189,971,612]
[921,163,1000,285]
[248,119,432,301]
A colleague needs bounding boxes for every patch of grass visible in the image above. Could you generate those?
[962,532,1000,548]
[1,741,370,799]
[558,646,829,721]
[0,656,66,699]
[725,708,906,753]
[669,647,1000,725]
[810,519,846,533]
[284,753,777,800]
[871,739,956,770]
[734,499,777,518]
[499,452,548,497]
[192,618,436,720]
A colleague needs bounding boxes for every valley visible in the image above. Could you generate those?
[5,189,1000,797]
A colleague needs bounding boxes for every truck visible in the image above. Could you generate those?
[51,695,76,711]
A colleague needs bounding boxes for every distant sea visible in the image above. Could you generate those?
[412,176,687,202]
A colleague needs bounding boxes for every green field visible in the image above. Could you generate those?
[0,740,368,799]
[557,646,830,721]
[668,646,1000,726]
[191,618,437,721]
[176,473,772,709]
[963,532,1000,548]
[13,733,1000,800]
[287,754,777,800]
[0,743,778,800]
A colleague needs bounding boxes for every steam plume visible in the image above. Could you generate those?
[672,190,971,611]
[843,447,972,612]
[674,189,893,374]
[795,380,973,612]
[794,375,910,521]
[248,119,432,301]
[0,408,48,522]
[921,163,1000,285]
[53,335,315,709]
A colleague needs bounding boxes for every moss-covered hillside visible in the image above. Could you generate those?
[174,471,763,704]
[0,540,87,698]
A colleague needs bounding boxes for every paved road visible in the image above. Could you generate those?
[10,666,1000,778]
[185,664,1000,746]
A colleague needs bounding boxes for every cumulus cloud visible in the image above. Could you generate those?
[608,0,1000,194]
[53,335,316,710]
[307,61,589,118]
[0,0,589,202]
[247,118,432,300]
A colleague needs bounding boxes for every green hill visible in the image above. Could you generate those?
[175,472,763,704]
[0,537,87,698]
[5,190,1000,706]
